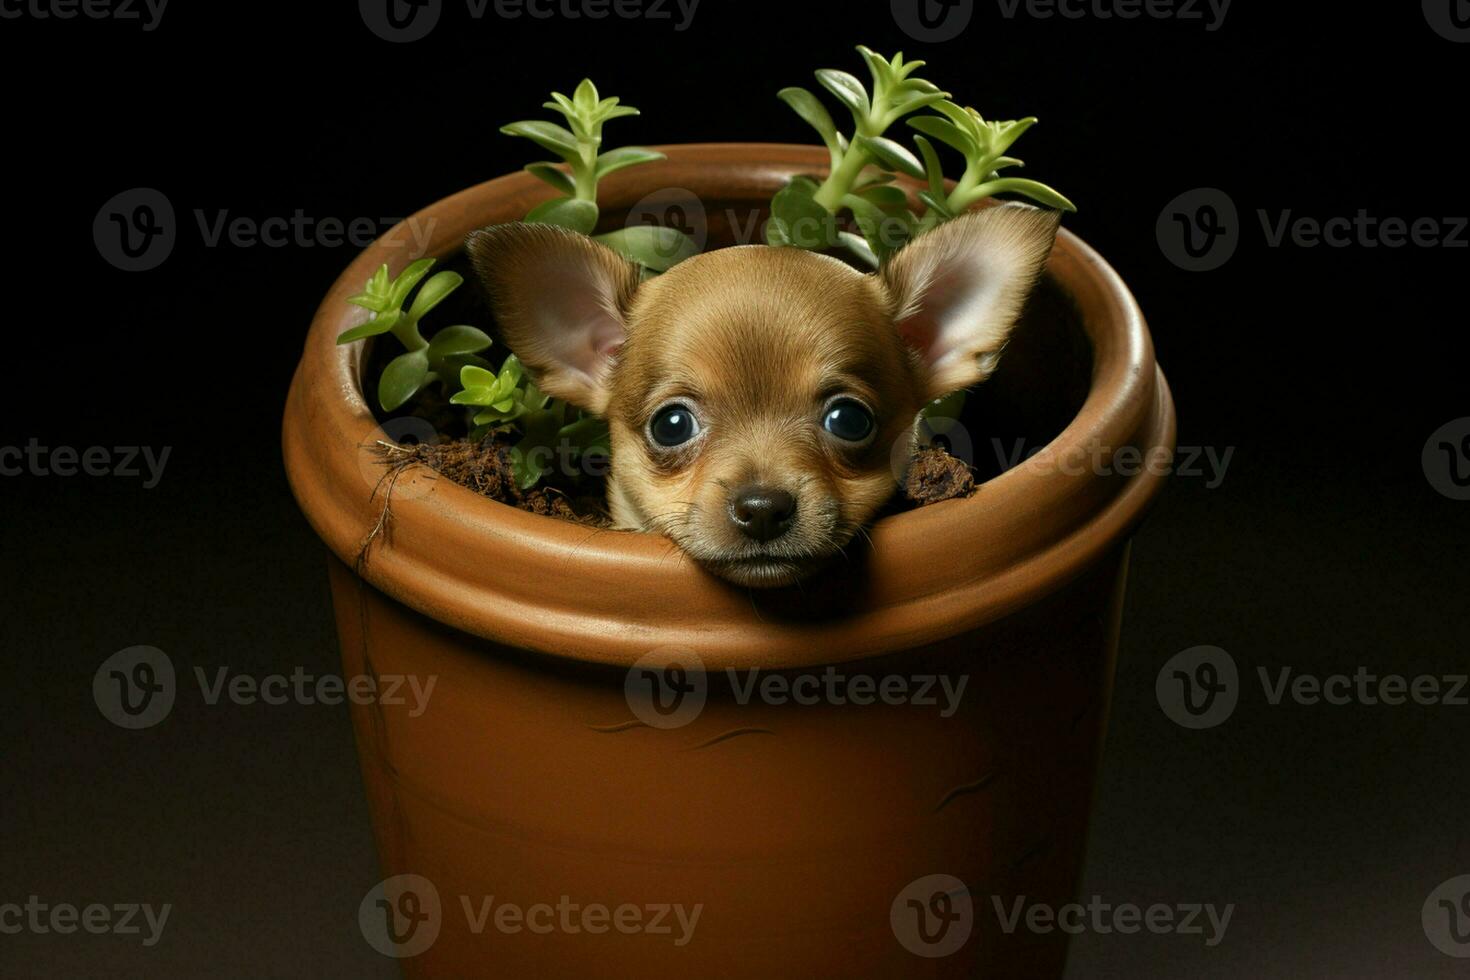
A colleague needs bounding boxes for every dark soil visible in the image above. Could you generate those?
[363,251,991,523]
[372,435,975,524]
[372,437,611,526]
[901,446,977,505]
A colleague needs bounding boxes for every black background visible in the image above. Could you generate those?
[3,1,1469,976]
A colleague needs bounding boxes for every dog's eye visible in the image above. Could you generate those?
[649,404,701,447]
[822,399,875,442]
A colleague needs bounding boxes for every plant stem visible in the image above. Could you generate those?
[573,120,600,201]
[813,145,873,212]
[391,317,428,353]
[574,144,599,201]
[812,78,912,213]
[917,155,992,232]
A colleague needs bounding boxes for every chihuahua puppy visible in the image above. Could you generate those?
[466,203,1060,587]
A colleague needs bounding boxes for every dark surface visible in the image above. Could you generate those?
[3,2,1468,977]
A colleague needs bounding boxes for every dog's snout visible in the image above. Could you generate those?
[729,485,797,542]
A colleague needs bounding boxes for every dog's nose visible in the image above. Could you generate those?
[729,486,797,542]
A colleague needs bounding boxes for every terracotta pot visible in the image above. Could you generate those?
[283,144,1175,978]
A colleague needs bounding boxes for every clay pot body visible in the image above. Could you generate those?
[283,144,1175,977]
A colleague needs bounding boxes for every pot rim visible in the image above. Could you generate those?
[282,143,1176,669]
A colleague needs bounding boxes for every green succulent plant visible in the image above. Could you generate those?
[461,78,695,488]
[504,78,698,272]
[479,78,693,487]
[339,79,684,491]
[336,258,492,412]
[342,62,1073,489]
[773,45,1075,267]
[452,356,609,489]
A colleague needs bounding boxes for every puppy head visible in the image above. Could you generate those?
[467,203,1059,587]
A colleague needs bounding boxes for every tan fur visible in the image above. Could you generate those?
[466,204,1059,587]
[465,223,640,414]
[885,204,1063,399]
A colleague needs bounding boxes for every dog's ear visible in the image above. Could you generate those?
[465,222,641,415]
[882,203,1061,402]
